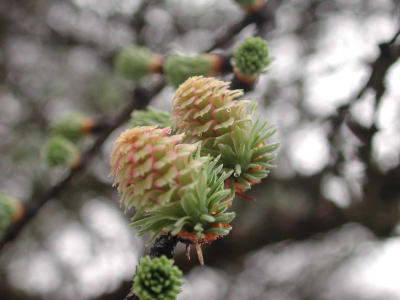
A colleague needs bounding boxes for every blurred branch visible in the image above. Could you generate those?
[0,81,164,252]
[129,0,153,45]
[329,28,400,139]
[205,0,281,52]
[0,0,162,252]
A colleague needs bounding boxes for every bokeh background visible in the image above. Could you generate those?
[1,0,400,299]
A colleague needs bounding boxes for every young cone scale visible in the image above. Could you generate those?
[110,126,204,215]
[172,76,278,193]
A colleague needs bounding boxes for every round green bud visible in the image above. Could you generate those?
[133,255,182,300]
[0,193,22,237]
[44,136,80,167]
[164,55,214,87]
[115,46,159,80]
[52,113,89,143]
[233,37,271,76]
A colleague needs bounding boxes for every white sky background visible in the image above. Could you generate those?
[3,0,400,299]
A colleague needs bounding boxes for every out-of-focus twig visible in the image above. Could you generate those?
[205,0,280,52]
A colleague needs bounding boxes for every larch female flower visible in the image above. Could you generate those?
[110,126,203,215]
[172,76,278,193]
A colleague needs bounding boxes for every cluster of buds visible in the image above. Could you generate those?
[44,112,105,168]
[115,37,270,90]
[0,193,24,237]
[114,45,230,87]
[111,76,278,265]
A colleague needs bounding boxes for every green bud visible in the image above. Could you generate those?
[131,107,172,128]
[233,37,271,76]
[164,55,214,87]
[115,46,161,80]
[133,256,182,300]
[44,136,80,167]
[52,113,91,142]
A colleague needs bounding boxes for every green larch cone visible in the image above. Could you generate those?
[133,255,182,300]
[0,193,23,237]
[44,136,81,167]
[132,158,235,243]
[233,37,271,76]
[110,126,205,215]
[164,54,218,87]
[52,113,94,142]
[172,76,278,193]
[115,46,162,81]
[172,76,252,141]
[131,107,172,128]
